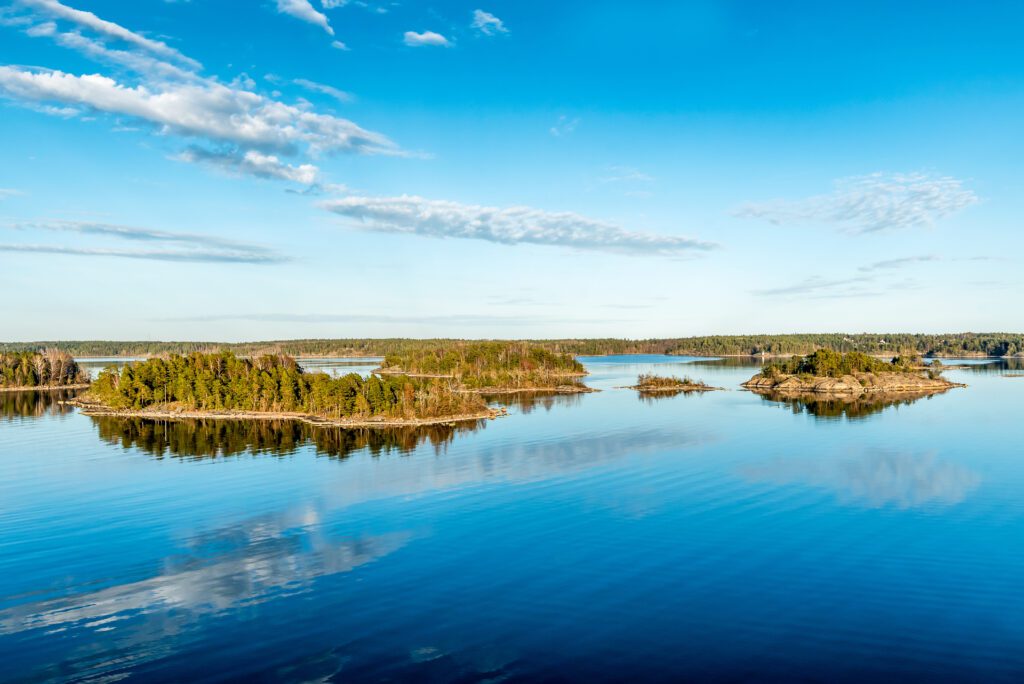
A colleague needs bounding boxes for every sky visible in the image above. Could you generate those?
[1,0,1022,341]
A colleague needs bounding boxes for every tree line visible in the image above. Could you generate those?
[380,341,586,390]
[0,350,88,388]
[88,352,485,420]
[761,349,938,378]
[5,333,1024,359]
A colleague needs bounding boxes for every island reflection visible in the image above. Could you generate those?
[90,415,485,460]
[754,390,948,421]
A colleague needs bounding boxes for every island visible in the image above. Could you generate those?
[70,352,503,428]
[0,350,89,392]
[375,341,594,394]
[742,350,965,397]
[626,373,721,393]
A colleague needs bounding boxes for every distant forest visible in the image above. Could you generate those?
[3,333,1024,359]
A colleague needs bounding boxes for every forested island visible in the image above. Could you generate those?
[5,332,1024,359]
[73,352,498,427]
[377,341,591,393]
[0,351,88,391]
[743,350,964,397]
[626,374,720,393]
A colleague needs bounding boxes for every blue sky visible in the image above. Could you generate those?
[1,0,1021,341]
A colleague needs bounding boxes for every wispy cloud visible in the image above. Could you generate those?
[753,275,879,298]
[159,312,621,325]
[471,9,507,36]
[735,172,979,233]
[858,255,941,272]
[550,115,579,137]
[0,244,285,263]
[15,0,200,69]
[321,195,717,256]
[275,0,334,35]
[330,40,350,50]
[292,77,353,103]
[600,165,654,184]
[0,189,24,199]
[403,30,451,47]
[3,220,287,263]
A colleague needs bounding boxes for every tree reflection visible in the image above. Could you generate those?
[89,415,485,460]
[482,391,584,414]
[0,389,78,420]
[754,390,947,421]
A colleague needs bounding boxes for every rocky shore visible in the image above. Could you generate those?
[742,371,964,396]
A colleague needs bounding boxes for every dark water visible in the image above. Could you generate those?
[2,356,1024,682]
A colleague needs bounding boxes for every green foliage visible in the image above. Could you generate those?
[382,341,585,390]
[0,350,87,388]
[761,350,917,378]
[86,352,485,420]
[634,373,705,388]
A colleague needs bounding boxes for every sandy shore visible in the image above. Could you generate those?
[65,398,505,428]
[0,383,90,393]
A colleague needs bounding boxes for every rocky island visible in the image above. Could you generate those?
[742,350,964,397]
[627,373,721,393]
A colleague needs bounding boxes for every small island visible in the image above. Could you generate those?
[71,352,503,428]
[1,350,89,392]
[626,373,721,393]
[376,341,594,394]
[742,350,964,397]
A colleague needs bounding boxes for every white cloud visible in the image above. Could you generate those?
[321,0,348,8]
[275,0,334,35]
[321,195,717,255]
[735,172,979,233]
[292,77,353,103]
[0,189,24,199]
[15,0,200,69]
[330,39,350,51]
[471,9,507,36]
[176,148,319,184]
[403,30,451,47]
[0,67,397,157]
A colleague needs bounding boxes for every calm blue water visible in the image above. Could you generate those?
[2,356,1024,682]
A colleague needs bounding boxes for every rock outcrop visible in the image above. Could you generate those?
[742,371,964,396]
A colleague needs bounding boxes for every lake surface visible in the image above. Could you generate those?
[2,356,1024,682]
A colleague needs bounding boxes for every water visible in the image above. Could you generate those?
[2,355,1024,682]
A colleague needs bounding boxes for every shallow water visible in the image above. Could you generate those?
[2,356,1023,682]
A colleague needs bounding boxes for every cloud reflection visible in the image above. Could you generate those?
[742,449,980,509]
[0,506,411,637]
